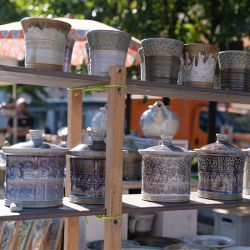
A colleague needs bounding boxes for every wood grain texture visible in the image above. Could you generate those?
[1,65,250,104]
[64,89,83,250]
[104,65,126,250]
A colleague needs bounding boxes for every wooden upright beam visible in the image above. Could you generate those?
[64,89,83,250]
[104,65,126,250]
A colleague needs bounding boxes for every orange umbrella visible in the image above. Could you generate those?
[0,18,141,67]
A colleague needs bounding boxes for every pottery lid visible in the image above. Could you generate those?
[21,17,71,34]
[70,131,106,158]
[195,133,245,155]
[138,135,194,156]
[2,130,68,155]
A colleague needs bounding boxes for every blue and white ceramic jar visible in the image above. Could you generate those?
[3,130,68,208]
[195,134,246,200]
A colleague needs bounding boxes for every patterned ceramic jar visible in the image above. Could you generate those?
[195,134,246,200]
[140,101,179,138]
[138,48,146,81]
[182,43,219,88]
[218,50,250,91]
[141,38,184,84]
[87,30,131,76]
[3,130,68,208]
[139,135,195,202]
[21,18,71,71]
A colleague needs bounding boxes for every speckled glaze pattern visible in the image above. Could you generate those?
[218,50,250,70]
[198,154,245,200]
[5,155,65,207]
[141,38,184,57]
[87,30,131,52]
[141,155,192,202]
[69,156,105,204]
[243,152,250,194]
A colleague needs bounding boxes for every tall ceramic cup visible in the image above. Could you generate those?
[182,43,219,88]
[87,30,131,76]
[21,17,71,71]
[141,38,184,84]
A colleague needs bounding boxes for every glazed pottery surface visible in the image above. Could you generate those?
[21,18,71,71]
[195,134,246,200]
[140,101,179,138]
[141,38,184,84]
[138,48,146,81]
[135,237,182,248]
[69,132,106,204]
[3,130,68,208]
[182,43,219,87]
[139,136,195,202]
[91,106,107,134]
[128,213,155,236]
[165,244,217,250]
[243,149,250,194]
[87,30,131,76]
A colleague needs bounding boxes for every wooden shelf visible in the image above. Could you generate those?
[1,193,250,221]
[122,192,250,213]
[0,198,105,222]
[1,65,250,104]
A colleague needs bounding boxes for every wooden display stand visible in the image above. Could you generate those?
[0,64,250,249]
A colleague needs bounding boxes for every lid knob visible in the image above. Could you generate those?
[161,135,173,145]
[216,133,228,142]
[29,129,44,148]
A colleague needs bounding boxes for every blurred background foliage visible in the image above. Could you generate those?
[0,0,250,100]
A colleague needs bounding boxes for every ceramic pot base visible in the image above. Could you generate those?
[25,63,63,71]
[69,195,104,205]
[198,191,242,200]
[5,199,63,208]
[142,194,190,203]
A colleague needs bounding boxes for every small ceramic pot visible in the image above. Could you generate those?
[195,134,246,200]
[182,43,219,88]
[87,30,131,76]
[68,132,106,204]
[21,18,71,71]
[64,33,76,73]
[140,101,179,138]
[243,149,250,194]
[139,135,195,202]
[141,38,184,84]
[138,48,146,81]
[218,50,250,91]
[3,130,68,208]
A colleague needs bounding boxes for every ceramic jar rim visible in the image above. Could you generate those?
[87,29,131,40]
[219,50,250,56]
[183,43,219,54]
[21,17,71,34]
[138,148,195,156]
[194,148,246,156]
[2,147,68,155]
[141,37,183,45]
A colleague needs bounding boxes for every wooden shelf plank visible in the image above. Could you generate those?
[1,65,250,104]
[122,192,250,213]
[0,198,105,222]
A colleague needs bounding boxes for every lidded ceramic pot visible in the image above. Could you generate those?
[139,135,195,202]
[195,134,246,200]
[21,17,71,71]
[243,149,250,194]
[141,38,184,84]
[68,131,106,204]
[140,101,179,138]
[182,43,219,88]
[3,130,68,208]
[91,105,107,134]
[218,50,250,91]
[87,30,131,76]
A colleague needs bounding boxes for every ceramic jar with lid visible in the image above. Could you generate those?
[195,134,246,200]
[21,18,71,71]
[68,131,106,204]
[141,38,184,84]
[182,43,219,88]
[3,130,68,208]
[140,101,179,138]
[139,135,195,202]
[87,30,131,76]
[243,149,250,194]
[91,105,107,134]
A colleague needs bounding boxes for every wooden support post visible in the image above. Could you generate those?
[104,65,126,250]
[64,89,83,250]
